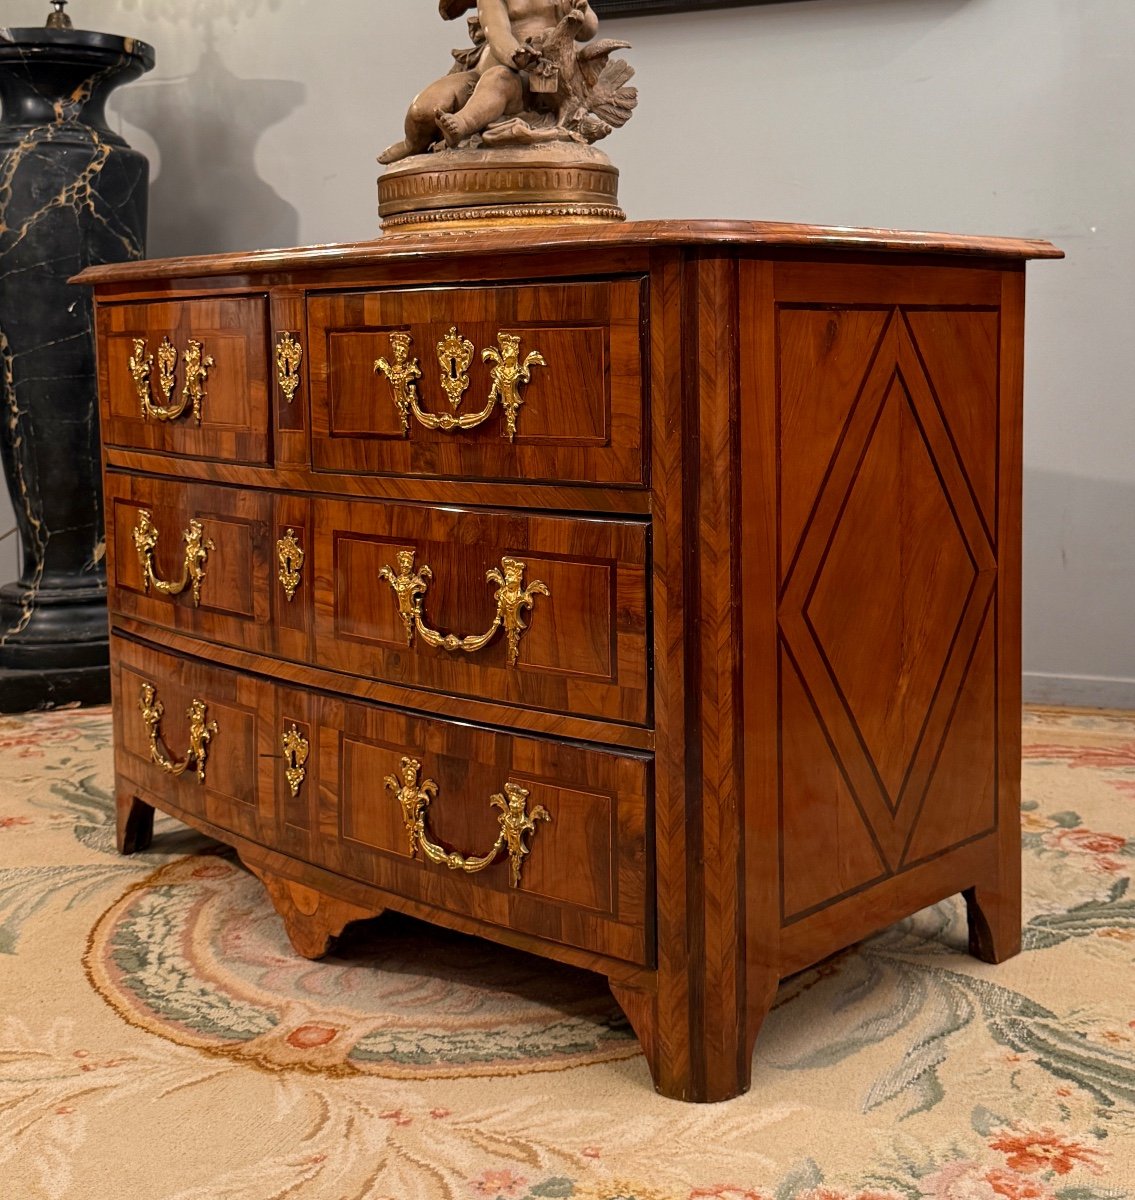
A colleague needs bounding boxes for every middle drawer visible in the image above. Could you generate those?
[313,497,651,726]
[106,474,651,727]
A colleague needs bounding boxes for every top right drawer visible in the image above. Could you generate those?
[306,277,646,487]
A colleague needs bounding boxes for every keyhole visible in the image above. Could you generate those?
[448,357,459,381]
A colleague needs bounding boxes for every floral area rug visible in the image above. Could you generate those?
[1,705,1134,1199]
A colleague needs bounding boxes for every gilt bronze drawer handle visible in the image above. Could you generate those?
[138,682,218,785]
[282,724,310,799]
[374,329,545,442]
[275,331,302,404]
[129,336,215,424]
[378,548,548,667]
[384,756,550,889]
[374,331,421,434]
[483,331,546,442]
[277,528,304,602]
[132,509,214,607]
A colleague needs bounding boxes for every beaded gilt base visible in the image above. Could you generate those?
[378,143,625,231]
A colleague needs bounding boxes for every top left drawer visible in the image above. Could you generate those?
[97,295,271,465]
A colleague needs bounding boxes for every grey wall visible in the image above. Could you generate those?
[5,0,1131,705]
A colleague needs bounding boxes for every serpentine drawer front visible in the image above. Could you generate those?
[313,497,650,724]
[98,295,272,465]
[279,685,653,967]
[84,221,1061,1103]
[114,636,653,967]
[105,473,649,725]
[306,278,646,485]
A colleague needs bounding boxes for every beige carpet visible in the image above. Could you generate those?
[1,705,1134,1199]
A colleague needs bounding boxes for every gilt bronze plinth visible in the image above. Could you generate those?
[379,142,624,231]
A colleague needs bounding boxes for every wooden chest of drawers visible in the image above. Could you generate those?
[80,220,1061,1102]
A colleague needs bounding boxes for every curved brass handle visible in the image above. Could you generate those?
[483,331,546,442]
[374,332,421,435]
[132,509,214,607]
[129,336,215,424]
[384,756,550,889]
[138,682,218,784]
[374,329,545,442]
[379,548,548,667]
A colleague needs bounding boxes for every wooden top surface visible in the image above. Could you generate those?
[75,219,1062,286]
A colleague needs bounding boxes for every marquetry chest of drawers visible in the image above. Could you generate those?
[79,220,1061,1102]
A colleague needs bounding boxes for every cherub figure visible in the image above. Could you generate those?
[380,0,628,164]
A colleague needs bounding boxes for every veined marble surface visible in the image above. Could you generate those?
[0,28,152,685]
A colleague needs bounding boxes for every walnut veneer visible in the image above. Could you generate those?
[80,220,1061,1102]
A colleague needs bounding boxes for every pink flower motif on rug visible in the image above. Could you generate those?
[981,1168,1057,1200]
[1041,826,1129,872]
[0,721,87,757]
[0,816,31,829]
[470,1168,528,1198]
[1043,828,1127,856]
[988,1126,1106,1175]
[920,1161,999,1200]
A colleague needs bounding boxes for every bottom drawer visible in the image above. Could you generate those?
[113,637,654,968]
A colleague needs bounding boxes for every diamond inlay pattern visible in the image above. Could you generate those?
[804,372,978,809]
[778,310,999,908]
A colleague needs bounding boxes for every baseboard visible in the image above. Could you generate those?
[1023,672,1135,712]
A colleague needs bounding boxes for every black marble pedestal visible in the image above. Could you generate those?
[0,664,110,713]
[0,27,154,709]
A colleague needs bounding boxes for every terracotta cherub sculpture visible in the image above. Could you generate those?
[379,0,636,164]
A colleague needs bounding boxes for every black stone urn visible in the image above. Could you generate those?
[0,21,154,709]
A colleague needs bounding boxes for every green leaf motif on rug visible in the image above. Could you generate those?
[767,917,1135,1122]
[1024,878,1134,951]
[775,1157,823,1199]
[528,1180,575,1198]
[0,863,140,954]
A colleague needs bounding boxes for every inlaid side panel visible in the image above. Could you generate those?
[307,278,646,485]
[312,497,651,725]
[98,295,271,465]
[778,645,889,920]
[768,262,1005,923]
